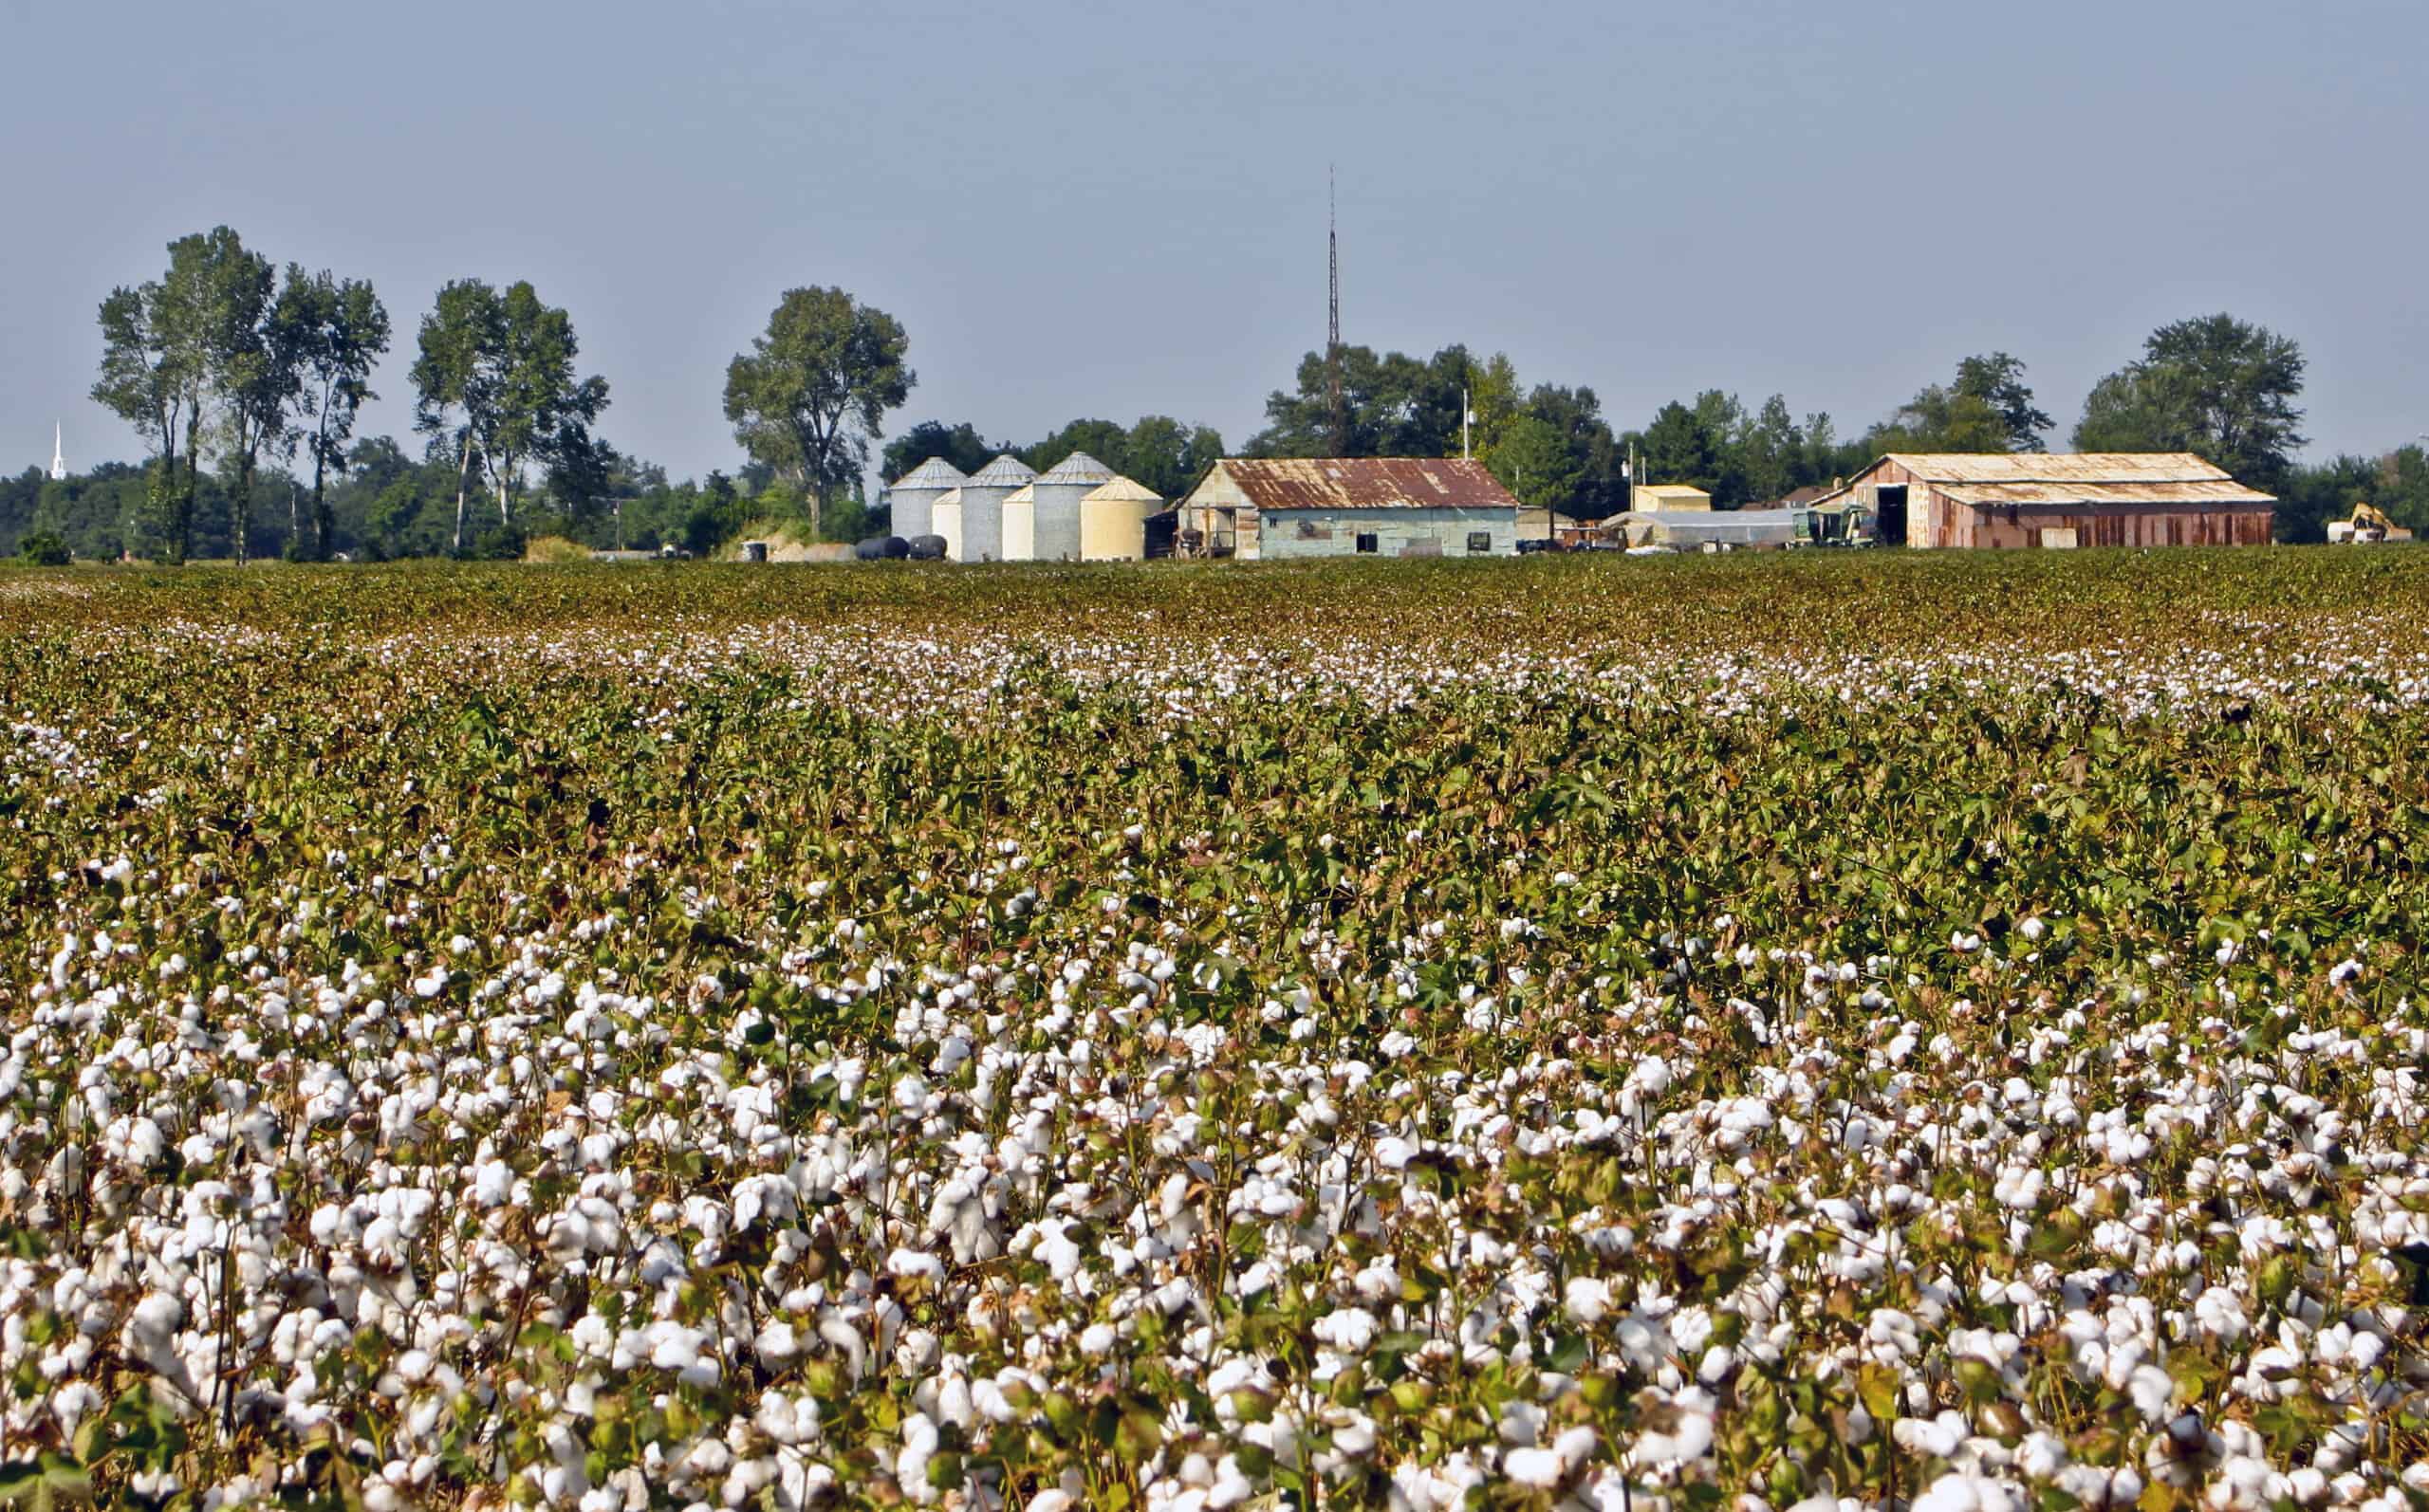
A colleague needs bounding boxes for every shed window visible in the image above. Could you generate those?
[1354,532,1379,554]
[1466,531,1492,554]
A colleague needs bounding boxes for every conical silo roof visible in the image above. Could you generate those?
[1003,482,1037,505]
[1083,475,1163,505]
[1039,451,1118,485]
[966,453,1038,489]
[891,455,969,489]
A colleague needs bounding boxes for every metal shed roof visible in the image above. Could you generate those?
[1816,452,2276,508]
[890,456,969,489]
[1039,451,1118,484]
[1083,476,1163,505]
[966,454,1039,488]
[1214,457,1520,512]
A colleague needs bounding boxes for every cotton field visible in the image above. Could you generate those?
[4,555,2429,1511]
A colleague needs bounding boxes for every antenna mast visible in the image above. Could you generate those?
[1327,167,1344,454]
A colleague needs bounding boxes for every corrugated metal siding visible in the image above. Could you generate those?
[1843,456,2272,548]
[1257,507,1518,560]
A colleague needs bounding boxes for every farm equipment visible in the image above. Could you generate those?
[2328,503,2413,544]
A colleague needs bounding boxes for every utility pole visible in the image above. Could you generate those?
[1327,166,1344,455]
[1463,386,1473,460]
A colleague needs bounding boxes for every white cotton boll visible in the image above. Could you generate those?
[1564,1276,1611,1325]
[1080,1323,1117,1356]
[128,1291,182,1354]
[1895,1412,1967,1460]
[1312,1308,1379,1354]
[1911,1472,1982,1512]
[973,1378,1019,1423]
[1372,1136,1418,1170]
[895,1413,938,1503]
[2126,1363,2174,1421]
[1499,1400,1548,1447]
[886,1248,945,1282]
[472,1160,512,1208]
[1505,1447,1567,1488]
[1029,1494,1075,1512]
[2019,916,2046,942]
[757,1320,804,1366]
[1993,1167,2045,1210]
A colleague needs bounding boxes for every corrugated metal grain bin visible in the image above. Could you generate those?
[1029,451,1118,562]
[1000,483,1039,562]
[1080,475,1165,561]
[886,456,968,543]
[931,488,965,563]
[954,453,1036,562]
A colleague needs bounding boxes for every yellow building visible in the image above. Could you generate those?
[1632,484,1713,513]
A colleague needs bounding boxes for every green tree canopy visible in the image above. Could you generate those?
[724,286,914,540]
[2073,314,2307,489]
[881,422,1001,483]
[276,267,390,560]
[1866,352,2050,455]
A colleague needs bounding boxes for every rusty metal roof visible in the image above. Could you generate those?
[1885,452,2254,486]
[1807,452,2277,508]
[1939,481,2274,507]
[890,456,968,489]
[1216,457,1520,512]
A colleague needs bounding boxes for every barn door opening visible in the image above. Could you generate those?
[1875,485,1909,545]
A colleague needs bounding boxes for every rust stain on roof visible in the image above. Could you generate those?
[1884,452,2258,487]
[1218,457,1520,511]
[1940,481,2274,507]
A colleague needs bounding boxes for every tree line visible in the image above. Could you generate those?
[19,226,2422,562]
[49,227,933,563]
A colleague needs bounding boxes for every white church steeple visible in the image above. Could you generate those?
[48,423,65,482]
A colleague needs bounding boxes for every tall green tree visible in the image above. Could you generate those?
[1865,352,2051,455]
[723,286,914,540]
[201,233,283,564]
[1484,415,1582,512]
[2073,314,2307,489]
[411,279,506,553]
[90,230,242,562]
[881,421,998,483]
[1119,415,1226,502]
[277,267,389,560]
[411,279,606,552]
[484,282,607,530]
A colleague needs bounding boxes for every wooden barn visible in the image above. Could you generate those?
[1175,458,1521,560]
[1811,453,2274,549]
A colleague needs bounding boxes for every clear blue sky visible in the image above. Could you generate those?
[7,0,2425,485]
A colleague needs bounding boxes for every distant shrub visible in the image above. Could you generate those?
[468,525,528,561]
[523,535,592,564]
[16,531,70,567]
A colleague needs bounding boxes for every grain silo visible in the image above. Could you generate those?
[1028,451,1119,562]
[930,488,965,563]
[1080,475,1165,561]
[886,455,968,543]
[954,453,1036,562]
[1000,483,1039,561]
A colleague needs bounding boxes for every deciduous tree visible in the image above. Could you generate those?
[2073,314,2306,489]
[723,287,914,540]
[278,268,389,560]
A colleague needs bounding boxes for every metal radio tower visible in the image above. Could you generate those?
[1327,168,1345,454]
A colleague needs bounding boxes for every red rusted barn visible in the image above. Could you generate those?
[1812,453,2274,548]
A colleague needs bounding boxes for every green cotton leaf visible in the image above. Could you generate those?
[1545,1332,1591,1374]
